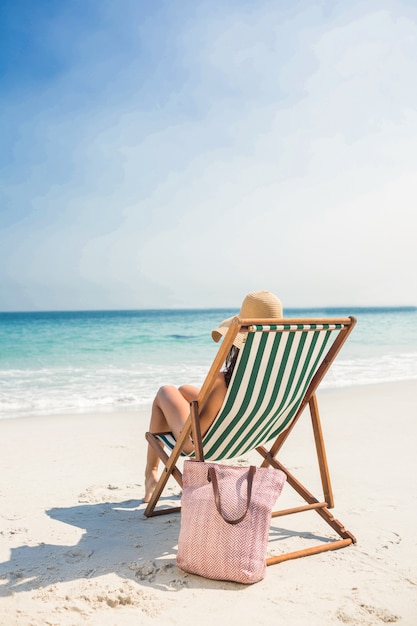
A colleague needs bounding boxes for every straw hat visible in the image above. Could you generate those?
[212,290,283,349]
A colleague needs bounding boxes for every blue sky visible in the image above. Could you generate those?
[1,0,416,311]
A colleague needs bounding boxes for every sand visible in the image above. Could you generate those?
[1,380,416,625]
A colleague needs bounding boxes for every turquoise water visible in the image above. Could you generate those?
[0,307,416,419]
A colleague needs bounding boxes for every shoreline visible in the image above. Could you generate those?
[1,377,416,423]
[1,380,416,624]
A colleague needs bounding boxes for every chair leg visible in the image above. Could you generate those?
[271,457,355,540]
[266,538,354,565]
[145,433,183,486]
[256,445,356,562]
[144,432,184,517]
[309,394,334,508]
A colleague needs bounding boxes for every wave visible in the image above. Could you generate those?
[1,353,416,420]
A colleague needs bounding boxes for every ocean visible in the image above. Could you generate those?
[0,307,416,420]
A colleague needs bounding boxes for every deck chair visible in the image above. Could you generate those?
[145,315,357,564]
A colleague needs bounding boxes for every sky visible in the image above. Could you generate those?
[1,0,416,311]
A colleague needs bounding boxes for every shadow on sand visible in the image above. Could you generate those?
[0,495,333,597]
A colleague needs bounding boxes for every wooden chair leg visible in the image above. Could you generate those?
[266,538,354,565]
[256,442,356,562]
[144,432,184,517]
[309,394,334,508]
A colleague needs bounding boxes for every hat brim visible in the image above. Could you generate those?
[211,316,245,349]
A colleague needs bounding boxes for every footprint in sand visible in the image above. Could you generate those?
[134,560,189,588]
[361,603,400,623]
[63,548,94,563]
[336,603,400,624]
[381,531,401,549]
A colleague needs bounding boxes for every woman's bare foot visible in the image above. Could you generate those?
[143,470,159,503]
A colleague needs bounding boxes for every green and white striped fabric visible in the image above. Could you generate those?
[157,323,343,461]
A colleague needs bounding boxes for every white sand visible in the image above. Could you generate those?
[1,380,416,625]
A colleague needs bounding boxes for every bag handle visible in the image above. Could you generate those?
[207,465,256,525]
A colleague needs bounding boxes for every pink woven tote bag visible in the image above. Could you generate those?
[177,460,286,584]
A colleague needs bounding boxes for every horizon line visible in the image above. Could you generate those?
[1,305,416,315]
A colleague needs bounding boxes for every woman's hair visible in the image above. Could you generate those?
[223,345,240,387]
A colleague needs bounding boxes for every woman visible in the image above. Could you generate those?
[143,290,283,503]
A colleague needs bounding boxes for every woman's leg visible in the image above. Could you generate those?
[178,384,199,403]
[143,385,193,502]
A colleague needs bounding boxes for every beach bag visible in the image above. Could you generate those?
[176,460,286,584]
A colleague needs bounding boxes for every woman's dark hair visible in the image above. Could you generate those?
[223,345,240,387]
